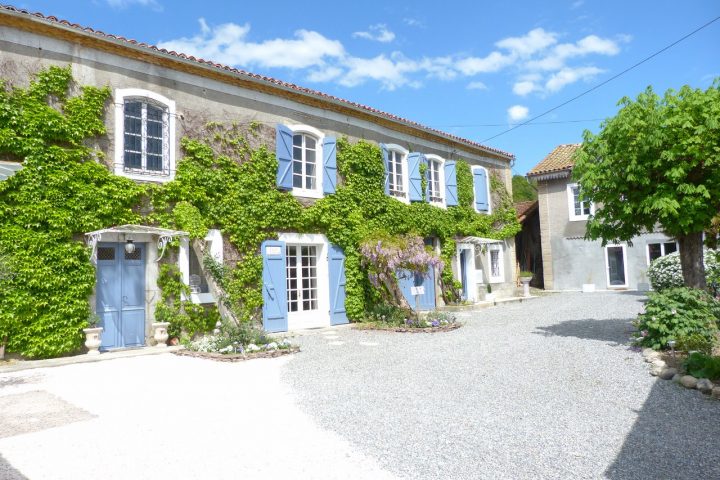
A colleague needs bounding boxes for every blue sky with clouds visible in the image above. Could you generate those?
[15,0,720,174]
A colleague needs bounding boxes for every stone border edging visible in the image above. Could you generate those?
[173,346,300,362]
[352,323,462,333]
[642,348,720,400]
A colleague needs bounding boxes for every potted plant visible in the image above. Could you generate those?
[83,313,103,355]
[484,283,496,302]
[152,321,171,347]
[519,271,533,297]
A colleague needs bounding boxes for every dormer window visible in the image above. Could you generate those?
[114,89,176,182]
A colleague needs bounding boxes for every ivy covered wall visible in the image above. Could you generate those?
[0,67,520,359]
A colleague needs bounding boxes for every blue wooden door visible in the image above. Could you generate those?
[328,243,348,325]
[459,250,469,301]
[95,243,146,350]
[399,268,436,311]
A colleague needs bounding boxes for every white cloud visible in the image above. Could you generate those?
[156,20,628,94]
[495,28,558,57]
[545,66,604,92]
[158,19,344,69]
[466,81,488,90]
[507,105,530,122]
[403,18,424,28]
[353,24,395,43]
[571,0,585,9]
[106,0,162,10]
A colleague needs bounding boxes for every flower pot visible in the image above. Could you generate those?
[152,322,170,347]
[83,327,103,355]
[520,277,532,297]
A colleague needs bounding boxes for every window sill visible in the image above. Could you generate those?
[430,201,446,209]
[389,193,409,204]
[291,188,323,199]
[569,215,590,222]
[115,169,174,183]
[190,292,215,304]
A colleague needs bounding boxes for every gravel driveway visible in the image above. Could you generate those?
[283,292,720,480]
[1,292,718,479]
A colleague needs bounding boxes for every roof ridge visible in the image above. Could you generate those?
[0,4,514,159]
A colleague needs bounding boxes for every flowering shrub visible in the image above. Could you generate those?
[635,287,719,350]
[362,304,457,329]
[185,321,293,354]
[361,235,444,310]
[647,249,719,292]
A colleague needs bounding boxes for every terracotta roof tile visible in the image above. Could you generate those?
[514,200,537,221]
[527,144,580,176]
[0,4,514,160]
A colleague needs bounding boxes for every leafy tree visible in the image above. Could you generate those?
[574,81,720,289]
[512,175,537,202]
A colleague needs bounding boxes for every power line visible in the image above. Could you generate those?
[480,15,720,143]
[436,118,605,128]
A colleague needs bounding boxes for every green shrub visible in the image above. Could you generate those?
[647,249,719,292]
[683,352,720,380]
[635,287,719,350]
[363,303,411,325]
[676,332,716,355]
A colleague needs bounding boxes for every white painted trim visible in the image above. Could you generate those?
[455,243,477,302]
[567,183,594,221]
[205,229,224,264]
[114,88,176,183]
[645,240,679,266]
[487,243,504,284]
[385,143,410,204]
[471,165,492,214]
[286,124,324,198]
[604,244,629,289]
[178,237,190,301]
[425,154,446,209]
[278,232,330,330]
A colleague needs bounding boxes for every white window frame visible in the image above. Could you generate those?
[425,154,446,208]
[278,233,330,330]
[646,240,679,265]
[567,183,594,221]
[487,243,504,283]
[471,165,492,215]
[385,144,410,204]
[288,125,324,199]
[604,244,629,289]
[114,88,176,182]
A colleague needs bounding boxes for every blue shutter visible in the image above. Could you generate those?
[261,240,288,332]
[276,124,293,190]
[408,152,425,202]
[473,167,489,212]
[328,243,348,325]
[445,160,458,207]
[322,137,337,195]
[380,143,390,195]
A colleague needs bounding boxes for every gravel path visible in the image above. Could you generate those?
[282,292,720,480]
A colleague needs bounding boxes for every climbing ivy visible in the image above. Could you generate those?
[0,66,520,358]
[0,66,145,358]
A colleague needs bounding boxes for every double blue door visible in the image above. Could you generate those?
[399,268,436,311]
[96,242,146,350]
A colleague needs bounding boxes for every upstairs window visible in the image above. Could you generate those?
[426,155,445,207]
[381,144,409,203]
[567,183,593,221]
[293,133,318,191]
[114,89,175,182]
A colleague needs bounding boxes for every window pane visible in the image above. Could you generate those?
[125,116,141,134]
[648,243,662,262]
[306,149,316,164]
[147,137,162,155]
[664,242,677,255]
[293,134,302,147]
[147,154,163,171]
[146,105,163,122]
[124,151,142,169]
[305,136,316,149]
[293,146,303,161]
[147,119,163,138]
[124,101,141,117]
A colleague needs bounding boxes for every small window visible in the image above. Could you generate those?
[426,156,445,206]
[647,241,678,265]
[114,89,175,182]
[97,247,115,261]
[124,246,142,261]
[292,133,318,191]
[388,149,407,199]
[567,183,593,221]
[189,248,209,294]
[487,244,504,283]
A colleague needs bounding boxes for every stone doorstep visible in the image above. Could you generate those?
[0,345,185,374]
[438,295,539,312]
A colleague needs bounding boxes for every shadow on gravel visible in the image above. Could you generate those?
[534,318,636,345]
[0,453,28,480]
[606,380,720,479]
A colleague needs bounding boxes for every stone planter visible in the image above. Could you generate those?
[152,322,170,347]
[519,277,532,297]
[83,327,103,355]
[582,283,596,293]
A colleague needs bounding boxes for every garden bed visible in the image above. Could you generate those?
[353,322,461,333]
[173,346,299,362]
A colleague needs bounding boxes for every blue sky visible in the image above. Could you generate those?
[15,0,720,174]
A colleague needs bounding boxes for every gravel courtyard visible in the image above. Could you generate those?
[1,292,719,479]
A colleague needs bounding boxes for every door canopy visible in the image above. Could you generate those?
[85,224,188,263]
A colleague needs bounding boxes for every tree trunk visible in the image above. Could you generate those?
[382,277,412,311]
[678,232,706,290]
